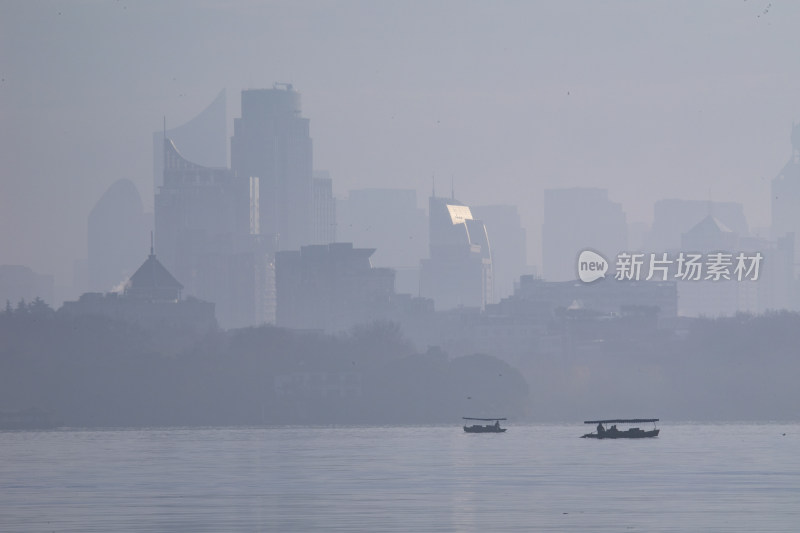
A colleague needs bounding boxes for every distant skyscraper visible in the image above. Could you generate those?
[771,123,800,264]
[312,171,336,245]
[87,179,148,292]
[153,90,227,191]
[542,188,627,282]
[420,195,492,310]
[231,84,313,251]
[471,204,527,300]
[155,139,245,274]
[337,188,428,295]
[155,138,271,328]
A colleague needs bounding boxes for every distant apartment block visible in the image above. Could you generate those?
[506,275,678,319]
[275,243,395,332]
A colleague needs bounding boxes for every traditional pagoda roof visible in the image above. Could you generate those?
[685,214,734,236]
[125,245,183,300]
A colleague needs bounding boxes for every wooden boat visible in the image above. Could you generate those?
[581,418,659,439]
[463,417,507,433]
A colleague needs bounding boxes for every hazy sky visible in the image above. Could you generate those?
[2,0,799,289]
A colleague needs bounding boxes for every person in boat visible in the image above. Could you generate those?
[610,424,618,433]
[495,420,500,429]
[597,422,605,435]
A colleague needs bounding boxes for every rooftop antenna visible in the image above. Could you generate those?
[150,231,155,257]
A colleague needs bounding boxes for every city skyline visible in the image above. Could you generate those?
[5,6,800,527]
[3,1,800,297]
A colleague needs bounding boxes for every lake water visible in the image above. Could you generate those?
[1,423,799,532]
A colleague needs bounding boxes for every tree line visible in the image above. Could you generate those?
[0,304,529,428]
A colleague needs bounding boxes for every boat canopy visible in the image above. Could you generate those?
[584,418,658,424]
[463,417,507,421]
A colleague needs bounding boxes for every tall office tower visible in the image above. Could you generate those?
[87,179,148,292]
[772,124,800,265]
[312,171,336,244]
[337,188,428,295]
[471,204,528,300]
[155,138,271,328]
[420,195,493,310]
[542,188,627,282]
[153,90,227,191]
[231,84,313,251]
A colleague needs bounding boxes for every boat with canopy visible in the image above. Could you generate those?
[463,417,507,433]
[581,418,659,439]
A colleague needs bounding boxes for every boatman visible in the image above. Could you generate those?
[597,422,605,435]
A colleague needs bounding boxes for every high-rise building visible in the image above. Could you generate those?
[155,138,271,328]
[420,195,493,310]
[312,171,336,245]
[337,188,428,295]
[471,204,528,301]
[772,123,800,264]
[87,179,148,292]
[542,188,627,282]
[152,90,227,191]
[231,84,313,251]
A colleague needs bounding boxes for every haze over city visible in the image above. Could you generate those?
[5,4,800,530]
[2,0,800,423]
[3,0,800,292]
